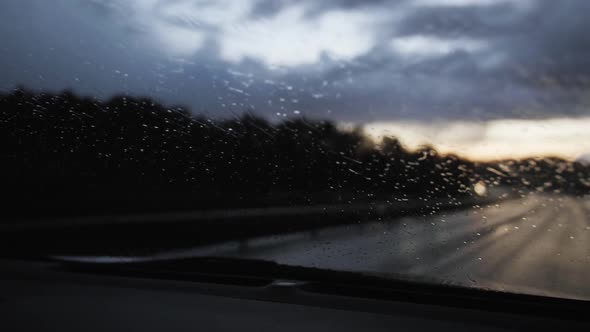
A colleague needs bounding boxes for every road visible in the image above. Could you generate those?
[177,193,590,301]
[75,193,590,301]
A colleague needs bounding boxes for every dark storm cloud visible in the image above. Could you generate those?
[508,1,590,86]
[250,0,293,18]
[398,0,590,81]
[398,5,533,38]
[1,0,589,121]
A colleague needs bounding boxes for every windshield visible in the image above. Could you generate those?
[2,0,590,301]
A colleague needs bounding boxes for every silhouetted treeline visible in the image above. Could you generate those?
[0,88,588,219]
[477,157,590,196]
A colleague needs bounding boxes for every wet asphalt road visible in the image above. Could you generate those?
[188,194,590,300]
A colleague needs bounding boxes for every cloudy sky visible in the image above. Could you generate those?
[1,0,590,160]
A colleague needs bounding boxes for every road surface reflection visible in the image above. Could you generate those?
[187,194,590,300]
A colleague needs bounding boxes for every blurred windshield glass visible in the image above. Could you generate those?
[2,0,590,301]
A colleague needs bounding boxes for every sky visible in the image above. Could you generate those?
[1,0,590,160]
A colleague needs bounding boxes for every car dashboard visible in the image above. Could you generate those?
[2,258,589,332]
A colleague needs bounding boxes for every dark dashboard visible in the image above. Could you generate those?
[2,257,589,332]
